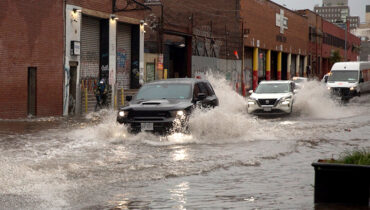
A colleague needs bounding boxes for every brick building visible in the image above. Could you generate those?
[240,0,309,90]
[63,0,146,116]
[141,0,241,83]
[322,19,360,75]
[297,10,324,78]
[0,0,362,118]
[0,0,146,119]
[299,9,361,78]
[0,1,64,119]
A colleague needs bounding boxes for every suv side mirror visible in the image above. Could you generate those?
[126,95,132,101]
[197,93,206,101]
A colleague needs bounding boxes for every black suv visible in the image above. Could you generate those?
[117,78,219,134]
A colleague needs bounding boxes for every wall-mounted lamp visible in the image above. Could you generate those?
[111,14,119,21]
[73,8,81,13]
[140,20,147,26]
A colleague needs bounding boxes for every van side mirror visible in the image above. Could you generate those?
[126,95,132,101]
[197,93,206,101]
[359,78,364,83]
[248,90,253,94]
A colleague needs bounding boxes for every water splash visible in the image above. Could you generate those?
[62,73,367,144]
[187,73,262,142]
[293,80,359,119]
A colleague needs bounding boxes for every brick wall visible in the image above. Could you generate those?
[322,20,361,61]
[67,0,145,20]
[298,10,323,58]
[143,0,242,59]
[240,0,308,55]
[0,0,64,119]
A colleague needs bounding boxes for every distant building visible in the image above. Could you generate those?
[314,3,359,30]
[367,5,370,25]
[323,0,348,7]
[352,5,370,61]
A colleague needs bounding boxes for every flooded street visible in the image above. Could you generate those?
[1,78,370,209]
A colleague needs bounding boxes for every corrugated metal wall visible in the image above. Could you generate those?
[116,22,132,89]
[80,15,100,79]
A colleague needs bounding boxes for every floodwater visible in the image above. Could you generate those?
[1,75,369,209]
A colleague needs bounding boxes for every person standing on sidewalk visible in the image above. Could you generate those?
[94,79,108,111]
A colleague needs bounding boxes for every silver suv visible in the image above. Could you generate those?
[247,81,296,115]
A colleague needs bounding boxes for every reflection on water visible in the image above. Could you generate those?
[170,182,189,210]
[172,148,188,161]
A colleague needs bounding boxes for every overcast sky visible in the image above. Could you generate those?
[271,0,369,23]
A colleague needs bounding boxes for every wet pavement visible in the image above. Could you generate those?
[0,78,369,209]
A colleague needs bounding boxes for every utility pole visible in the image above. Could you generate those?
[241,21,245,97]
[344,18,347,61]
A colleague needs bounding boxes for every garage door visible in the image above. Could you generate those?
[116,22,132,89]
[81,15,100,79]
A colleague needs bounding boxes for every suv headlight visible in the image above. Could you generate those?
[118,111,128,117]
[176,110,185,116]
[248,98,257,105]
[171,110,186,117]
[279,96,291,105]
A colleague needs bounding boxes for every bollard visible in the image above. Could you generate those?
[114,93,117,110]
[85,87,88,113]
[164,69,168,79]
[121,88,124,106]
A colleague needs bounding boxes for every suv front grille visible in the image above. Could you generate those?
[258,99,277,106]
[128,111,171,120]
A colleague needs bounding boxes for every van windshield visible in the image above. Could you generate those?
[328,71,358,83]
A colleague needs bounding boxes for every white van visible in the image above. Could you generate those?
[326,62,370,99]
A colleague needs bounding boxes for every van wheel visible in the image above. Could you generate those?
[358,92,361,97]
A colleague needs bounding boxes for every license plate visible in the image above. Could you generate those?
[263,107,272,112]
[141,123,153,131]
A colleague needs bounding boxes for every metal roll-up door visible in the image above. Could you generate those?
[116,23,132,89]
[291,55,296,77]
[81,15,100,79]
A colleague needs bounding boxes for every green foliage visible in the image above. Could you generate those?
[329,148,370,165]
[329,50,342,64]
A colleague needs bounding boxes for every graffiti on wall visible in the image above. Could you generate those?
[81,51,99,78]
[117,48,131,88]
[193,25,223,58]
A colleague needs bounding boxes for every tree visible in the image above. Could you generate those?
[329,50,341,64]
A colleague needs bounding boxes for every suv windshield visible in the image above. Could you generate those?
[135,83,191,100]
[255,83,291,94]
[328,71,358,82]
